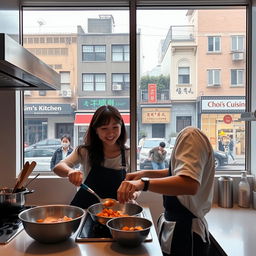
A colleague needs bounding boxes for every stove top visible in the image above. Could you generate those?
[0,206,33,244]
[76,212,152,242]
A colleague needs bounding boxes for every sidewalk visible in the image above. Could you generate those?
[229,154,245,165]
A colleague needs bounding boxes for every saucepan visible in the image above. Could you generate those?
[0,187,34,212]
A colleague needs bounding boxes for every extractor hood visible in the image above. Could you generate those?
[0,33,60,90]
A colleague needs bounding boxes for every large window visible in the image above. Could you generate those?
[23,6,247,174]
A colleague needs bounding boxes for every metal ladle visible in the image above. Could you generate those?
[80,184,117,206]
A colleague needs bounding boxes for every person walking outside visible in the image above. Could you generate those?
[227,135,235,161]
[50,134,73,170]
[148,141,167,170]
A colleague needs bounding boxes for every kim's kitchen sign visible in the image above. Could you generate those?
[24,104,74,115]
[200,96,245,113]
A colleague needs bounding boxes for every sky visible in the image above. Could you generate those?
[23,9,188,73]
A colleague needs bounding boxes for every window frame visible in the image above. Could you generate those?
[231,69,244,86]
[111,44,129,62]
[19,0,255,176]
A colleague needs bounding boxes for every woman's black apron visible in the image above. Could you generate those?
[159,168,210,256]
[70,149,126,209]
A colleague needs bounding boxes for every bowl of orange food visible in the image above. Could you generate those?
[18,205,85,243]
[87,202,143,225]
[106,216,152,247]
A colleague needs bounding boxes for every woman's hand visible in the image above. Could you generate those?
[117,179,144,203]
[67,170,83,186]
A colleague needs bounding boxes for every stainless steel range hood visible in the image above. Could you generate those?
[0,33,60,90]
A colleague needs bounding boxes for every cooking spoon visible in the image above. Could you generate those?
[80,184,117,206]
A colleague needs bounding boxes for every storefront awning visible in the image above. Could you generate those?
[74,113,130,125]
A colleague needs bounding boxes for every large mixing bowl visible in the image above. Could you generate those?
[106,216,152,247]
[18,204,85,243]
[87,202,143,225]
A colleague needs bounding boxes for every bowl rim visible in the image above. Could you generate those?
[106,216,152,232]
[18,204,85,224]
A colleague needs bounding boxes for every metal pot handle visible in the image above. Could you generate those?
[24,189,34,195]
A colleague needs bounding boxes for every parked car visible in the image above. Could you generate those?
[24,148,56,172]
[214,150,229,169]
[25,138,61,151]
[138,138,173,170]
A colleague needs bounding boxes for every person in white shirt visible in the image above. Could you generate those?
[117,126,215,256]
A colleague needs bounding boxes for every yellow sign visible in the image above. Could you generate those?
[142,108,170,124]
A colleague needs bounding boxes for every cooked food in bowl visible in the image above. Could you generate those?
[87,202,143,225]
[36,216,73,223]
[18,205,85,243]
[121,225,143,231]
[107,216,152,247]
[97,208,128,218]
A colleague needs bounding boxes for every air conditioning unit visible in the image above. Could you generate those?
[61,89,72,97]
[24,90,31,96]
[112,84,122,91]
[232,52,244,61]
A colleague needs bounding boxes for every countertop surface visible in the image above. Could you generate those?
[0,207,163,256]
[206,204,256,256]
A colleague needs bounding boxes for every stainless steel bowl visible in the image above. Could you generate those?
[87,202,143,225]
[106,216,152,247]
[18,204,85,243]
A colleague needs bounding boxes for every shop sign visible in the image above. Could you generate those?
[223,115,233,124]
[24,104,74,115]
[142,108,170,124]
[148,84,157,103]
[78,98,129,110]
[201,97,245,112]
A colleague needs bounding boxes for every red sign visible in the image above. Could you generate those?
[223,115,233,124]
[148,84,157,103]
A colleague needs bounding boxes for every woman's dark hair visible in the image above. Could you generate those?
[61,134,71,142]
[77,105,127,166]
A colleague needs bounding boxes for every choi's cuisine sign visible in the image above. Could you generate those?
[201,98,245,112]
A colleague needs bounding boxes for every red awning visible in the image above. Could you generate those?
[75,113,130,125]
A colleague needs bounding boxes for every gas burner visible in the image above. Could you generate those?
[0,205,34,244]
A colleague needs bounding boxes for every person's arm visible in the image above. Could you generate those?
[50,150,57,170]
[53,148,83,186]
[118,174,199,203]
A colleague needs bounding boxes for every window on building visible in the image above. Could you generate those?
[176,116,192,132]
[231,35,244,51]
[178,67,190,84]
[231,69,244,86]
[112,73,129,91]
[82,73,106,91]
[208,36,221,52]
[208,69,221,86]
[82,45,106,61]
[112,45,129,61]
[60,71,70,89]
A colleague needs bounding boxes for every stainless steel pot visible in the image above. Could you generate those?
[0,188,34,211]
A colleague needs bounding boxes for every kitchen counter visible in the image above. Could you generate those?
[206,204,256,256]
[0,207,163,256]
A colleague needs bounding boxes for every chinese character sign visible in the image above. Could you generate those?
[148,84,157,103]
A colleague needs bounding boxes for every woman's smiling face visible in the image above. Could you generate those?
[96,118,122,146]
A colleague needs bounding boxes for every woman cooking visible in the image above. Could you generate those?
[117,127,215,256]
[53,105,135,209]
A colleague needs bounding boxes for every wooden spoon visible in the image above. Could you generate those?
[13,161,30,193]
[17,161,37,190]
